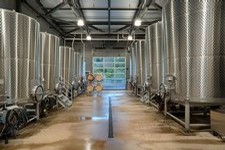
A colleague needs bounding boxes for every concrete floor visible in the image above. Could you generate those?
[1,91,225,150]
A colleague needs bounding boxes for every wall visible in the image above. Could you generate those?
[67,40,131,79]
[93,48,130,78]
[0,0,61,37]
[0,0,16,10]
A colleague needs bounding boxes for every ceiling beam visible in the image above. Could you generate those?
[88,25,105,32]
[58,7,159,11]
[130,0,153,34]
[35,0,67,34]
[68,33,145,40]
[24,0,65,36]
[65,27,80,35]
[94,47,127,49]
[153,3,162,10]
[59,21,160,26]
[68,33,145,35]
[35,0,46,11]
[45,1,66,16]
[139,28,145,32]
[77,0,90,33]
[67,0,90,33]
[49,17,73,25]
[129,0,144,34]
[139,0,154,19]
[113,25,130,32]
[65,38,145,41]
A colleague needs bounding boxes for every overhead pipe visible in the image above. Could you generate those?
[67,0,80,18]
[142,0,147,9]
[139,0,154,19]
[72,36,76,49]
[130,34,136,46]
[45,0,66,16]
[63,38,66,47]
[66,0,86,70]
[129,0,153,34]
[129,0,146,35]
[80,33,85,45]
[122,34,126,39]
[81,34,85,69]
[81,34,86,77]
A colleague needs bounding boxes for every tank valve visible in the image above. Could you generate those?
[31,85,44,102]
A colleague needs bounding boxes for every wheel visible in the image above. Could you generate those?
[17,108,28,128]
[49,97,56,109]
[3,110,19,141]
[212,131,218,136]
[40,98,48,117]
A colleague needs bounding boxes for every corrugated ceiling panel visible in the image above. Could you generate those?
[83,10,108,21]
[111,0,139,8]
[94,25,125,30]
[52,10,77,21]
[110,10,134,22]
[62,4,71,8]
[40,0,63,8]
[52,10,75,17]
[80,0,108,8]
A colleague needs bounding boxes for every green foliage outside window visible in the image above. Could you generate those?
[93,57,126,89]
[115,63,125,68]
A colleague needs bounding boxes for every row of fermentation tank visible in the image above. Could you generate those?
[129,0,225,131]
[0,9,84,143]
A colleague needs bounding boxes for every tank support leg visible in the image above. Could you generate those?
[4,134,8,144]
[36,103,40,120]
[164,97,168,116]
[185,99,190,131]
[135,86,138,96]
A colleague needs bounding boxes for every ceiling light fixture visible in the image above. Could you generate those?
[134,19,142,26]
[86,35,92,41]
[77,19,84,26]
[128,35,133,41]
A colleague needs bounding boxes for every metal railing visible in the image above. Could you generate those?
[61,78,73,101]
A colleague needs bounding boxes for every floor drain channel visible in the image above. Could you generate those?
[108,97,114,138]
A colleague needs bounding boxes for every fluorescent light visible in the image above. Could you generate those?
[128,35,133,40]
[77,19,84,26]
[86,35,91,40]
[134,19,142,26]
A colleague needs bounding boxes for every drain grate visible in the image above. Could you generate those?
[108,97,114,138]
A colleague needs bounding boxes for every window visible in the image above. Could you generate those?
[93,57,126,90]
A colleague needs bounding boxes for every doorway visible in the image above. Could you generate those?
[93,57,126,90]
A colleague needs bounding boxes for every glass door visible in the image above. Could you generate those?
[93,57,126,90]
